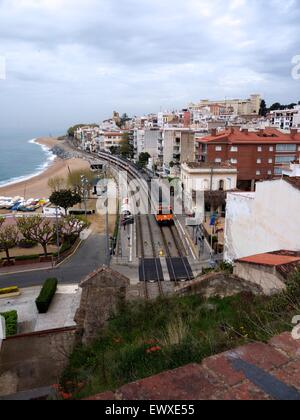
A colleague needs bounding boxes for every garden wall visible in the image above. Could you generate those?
[0,327,76,397]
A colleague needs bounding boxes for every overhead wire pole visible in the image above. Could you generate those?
[104,165,110,267]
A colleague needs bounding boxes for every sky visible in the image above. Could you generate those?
[0,0,299,136]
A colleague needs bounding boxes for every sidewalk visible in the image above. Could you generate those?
[0,262,54,276]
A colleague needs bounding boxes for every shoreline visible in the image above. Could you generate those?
[0,138,56,189]
[0,137,90,200]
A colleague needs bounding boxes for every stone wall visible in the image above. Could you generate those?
[75,266,130,345]
[0,327,76,397]
[175,272,263,298]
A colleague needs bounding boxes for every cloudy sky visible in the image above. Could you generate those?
[0,0,299,136]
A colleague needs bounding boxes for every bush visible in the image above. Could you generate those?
[0,310,18,336]
[15,254,40,262]
[0,286,19,296]
[35,278,58,314]
[18,239,38,249]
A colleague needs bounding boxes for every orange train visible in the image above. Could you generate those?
[155,205,174,225]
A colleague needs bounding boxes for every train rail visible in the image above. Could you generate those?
[92,150,194,291]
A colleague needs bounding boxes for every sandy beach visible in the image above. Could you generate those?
[0,137,90,199]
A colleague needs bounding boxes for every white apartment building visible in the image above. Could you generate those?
[270,105,300,130]
[224,177,300,261]
[99,131,124,153]
[181,162,237,213]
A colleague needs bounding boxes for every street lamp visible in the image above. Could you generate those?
[81,175,89,218]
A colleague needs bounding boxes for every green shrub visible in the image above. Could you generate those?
[1,310,18,336]
[35,278,58,314]
[15,254,40,262]
[0,286,19,296]
[18,239,38,249]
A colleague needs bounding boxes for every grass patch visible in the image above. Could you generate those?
[61,271,300,399]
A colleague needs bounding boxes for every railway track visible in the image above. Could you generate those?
[87,151,194,293]
[160,224,194,283]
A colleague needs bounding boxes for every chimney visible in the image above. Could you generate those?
[291,128,298,138]
[211,128,217,137]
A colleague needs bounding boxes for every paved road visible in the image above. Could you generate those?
[0,234,106,289]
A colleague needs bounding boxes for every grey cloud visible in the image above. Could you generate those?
[0,0,299,135]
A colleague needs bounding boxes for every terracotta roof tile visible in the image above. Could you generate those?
[237,252,300,267]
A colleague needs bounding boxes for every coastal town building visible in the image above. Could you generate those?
[234,251,300,295]
[163,128,196,175]
[98,131,124,153]
[224,177,300,261]
[196,127,300,190]
[189,94,262,117]
[269,105,300,130]
[181,162,237,213]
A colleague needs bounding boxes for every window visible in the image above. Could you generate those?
[276,144,296,152]
[257,159,262,164]
[274,167,283,175]
[256,171,261,176]
[230,146,238,152]
[268,170,272,175]
[257,146,262,152]
[275,156,296,164]
[215,146,222,151]
[231,158,237,164]
[219,180,225,191]
[269,146,274,152]
[215,158,222,163]
[268,158,273,164]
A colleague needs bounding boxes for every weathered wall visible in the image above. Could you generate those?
[75,267,129,345]
[234,263,286,295]
[0,327,76,397]
[175,272,263,298]
[225,180,300,261]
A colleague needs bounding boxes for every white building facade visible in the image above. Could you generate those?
[225,178,300,261]
[270,105,300,130]
[181,162,237,213]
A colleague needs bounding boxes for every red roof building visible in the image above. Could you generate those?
[196,128,300,190]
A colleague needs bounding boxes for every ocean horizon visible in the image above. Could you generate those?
[0,133,58,189]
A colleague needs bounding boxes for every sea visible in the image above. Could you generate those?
[0,132,58,188]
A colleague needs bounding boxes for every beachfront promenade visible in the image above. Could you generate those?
[0,233,107,289]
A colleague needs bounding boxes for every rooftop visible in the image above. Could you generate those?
[237,251,300,267]
[236,250,300,280]
[197,128,300,145]
[182,161,237,170]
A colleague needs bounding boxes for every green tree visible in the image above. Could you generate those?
[259,99,268,117]
[138,152,151,168]
[17,216,54,258]
[109,146,120,156]
[50,190,82,215]
[120,132,134,159]
[0,223,19,262]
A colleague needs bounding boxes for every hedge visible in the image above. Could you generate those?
[0,286,19,296]
[15,254,40,262]
[35,278,58,314]
[0,310,18,336]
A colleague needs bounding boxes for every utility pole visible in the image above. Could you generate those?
[55,206,60,263]
[81,175,88,218]
[104,166,110,267]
